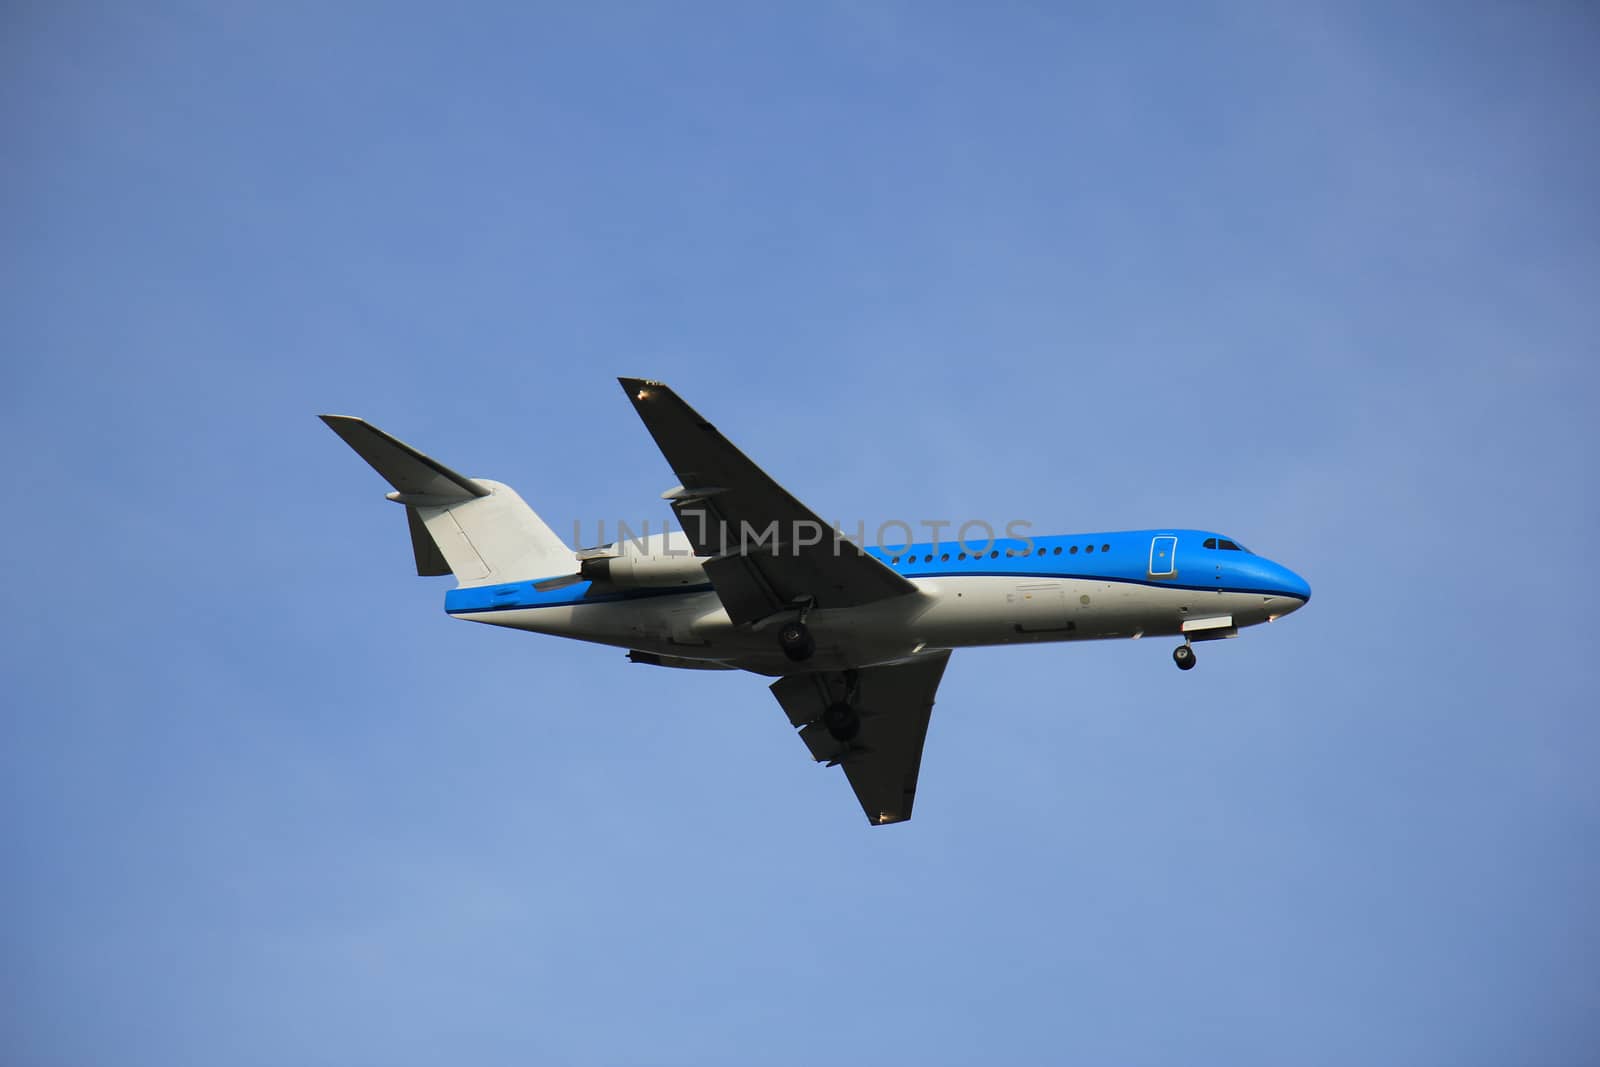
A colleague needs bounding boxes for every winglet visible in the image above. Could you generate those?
[319,415,488,503]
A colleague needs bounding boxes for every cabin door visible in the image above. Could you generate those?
[1148,536,1177,578]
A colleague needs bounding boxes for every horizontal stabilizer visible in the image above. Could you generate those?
[322,415,573,586]
[319,415,487,503]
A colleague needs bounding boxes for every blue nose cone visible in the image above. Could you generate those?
[1278,564,1311,603]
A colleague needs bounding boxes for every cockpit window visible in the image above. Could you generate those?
[1204,537,1251,553]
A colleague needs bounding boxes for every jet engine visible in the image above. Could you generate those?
[579,554,707,588]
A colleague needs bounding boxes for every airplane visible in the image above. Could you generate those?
[321,378,1311,826]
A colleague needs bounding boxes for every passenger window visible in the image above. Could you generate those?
[924,554,933,562]
[891,556,900,564]
[990,550,999,559]
[1037,547,1045,556]
[1101,544,1110,553]
[1086,545,1094,554]
[940,553,949,562]
[1053,546,1062,555]
[1069,545,1078,555]
[958,552,967,560]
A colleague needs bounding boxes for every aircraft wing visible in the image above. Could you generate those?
[620,378,917,624]
[769,651,951,825]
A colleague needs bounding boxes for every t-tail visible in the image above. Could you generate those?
[320,416,572,586]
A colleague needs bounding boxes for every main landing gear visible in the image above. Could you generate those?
[1173,643,1196,671]
[820,669,863,742]
[778,598,817,662]
[779,620,815,662]
[822,701,860,742]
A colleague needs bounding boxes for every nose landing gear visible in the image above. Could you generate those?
[1173,643,1196,671]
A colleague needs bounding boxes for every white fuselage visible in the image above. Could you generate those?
[451,575,1300,675]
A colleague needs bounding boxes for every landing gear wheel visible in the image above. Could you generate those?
[822,701,860,742]
[778,621,815,662]
[1173,644,1196,671]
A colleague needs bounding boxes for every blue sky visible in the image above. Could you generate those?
[3,3,1597,1064]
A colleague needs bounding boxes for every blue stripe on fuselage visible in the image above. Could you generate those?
[871,530,1306,599]
[444,529,1307,615]
[445,579,716,615]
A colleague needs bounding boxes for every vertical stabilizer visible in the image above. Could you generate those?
[320,416,573,586]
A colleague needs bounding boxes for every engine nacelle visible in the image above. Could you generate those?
[580,554,707,588]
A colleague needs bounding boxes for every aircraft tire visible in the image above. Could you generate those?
[1173,644,1196,670]
[779,621,815,662]
[822,702,860,742]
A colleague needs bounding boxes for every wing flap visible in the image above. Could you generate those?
[771,672,829,727]
[702,553,784,625]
